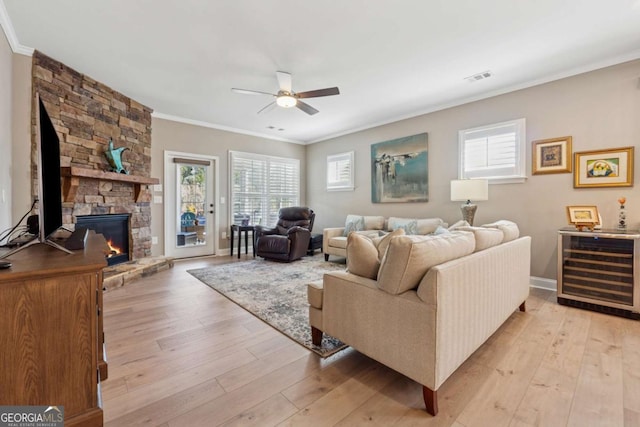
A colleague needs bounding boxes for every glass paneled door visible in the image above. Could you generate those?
[165,152,217,258]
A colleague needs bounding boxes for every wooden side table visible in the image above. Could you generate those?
[230,224,256,259]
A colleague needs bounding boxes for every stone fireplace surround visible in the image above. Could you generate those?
[32,51,156,259]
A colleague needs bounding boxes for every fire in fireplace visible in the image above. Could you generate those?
[76,214,131,266]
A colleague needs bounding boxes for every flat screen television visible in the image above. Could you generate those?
[0,94,72,259]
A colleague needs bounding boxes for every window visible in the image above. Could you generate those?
[458,118,526,183]
[230,151,300,227]
[326,151,354,191]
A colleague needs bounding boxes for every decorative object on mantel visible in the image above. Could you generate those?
[450,179,489,226]
[566,205,600,231]
[618,197,627,230]
[104,138,130,174]
[60,166,159,203]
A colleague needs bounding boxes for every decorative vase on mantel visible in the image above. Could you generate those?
[618,197,627,231]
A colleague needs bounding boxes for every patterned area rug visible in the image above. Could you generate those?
[187,256,348,357]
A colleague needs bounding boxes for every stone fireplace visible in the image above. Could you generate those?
[31,51,156,259]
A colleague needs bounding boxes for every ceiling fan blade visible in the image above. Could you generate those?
[257,101,277,115]
[296,100,319,115]
[231,88,276,96]
[296,87,340,99]
[276,71,292,92]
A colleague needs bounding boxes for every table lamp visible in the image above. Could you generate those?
[450,179,489,226]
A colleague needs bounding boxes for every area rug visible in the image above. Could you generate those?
[187,256,348,357]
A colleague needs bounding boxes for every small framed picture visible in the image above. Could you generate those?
[532,136,572,174]
[566,205,600,230]
[574,147,634,188]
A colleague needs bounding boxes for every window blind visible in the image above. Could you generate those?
[230,151,300,227]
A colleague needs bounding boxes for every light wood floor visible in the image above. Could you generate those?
[102,254,640,427]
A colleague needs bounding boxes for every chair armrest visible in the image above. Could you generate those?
[255,225,278,238]
[323,227,345,239]
[287,225,309,236]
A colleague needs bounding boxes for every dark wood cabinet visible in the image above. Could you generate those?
[557,229,640,319]
[0,233,108,426]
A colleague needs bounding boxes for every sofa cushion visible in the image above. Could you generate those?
[346,228,406,279]
[328,236,348,249]
[482,220,519,242]
[363,215,386,230]
[455,226,504,251]
[417,218,445,234]
[388,217,444,235]
[371,228,406,260]
[448,220,470,230]
[346,233,381,279]
[377,231,476,295]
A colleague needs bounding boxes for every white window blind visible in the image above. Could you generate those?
[230,151,300,227]
[327,151,354,191]
[458,118,526,183]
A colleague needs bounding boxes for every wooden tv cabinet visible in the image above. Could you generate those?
[0,232,109,426]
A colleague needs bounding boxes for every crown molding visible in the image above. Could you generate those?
[310,50,640,144]
[0,0,33,55]
[151,112,305,145]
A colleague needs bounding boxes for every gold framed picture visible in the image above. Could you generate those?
[566,205,600,231]
[532,136,572,174]
[574,146,634,188]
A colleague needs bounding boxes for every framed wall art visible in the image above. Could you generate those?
[371,133,428,203]
[574,146,634,188]
[532,136,572,174]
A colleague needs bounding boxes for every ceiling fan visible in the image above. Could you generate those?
[232,71,339,115]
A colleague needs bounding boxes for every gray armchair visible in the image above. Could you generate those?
[255,207,315,262]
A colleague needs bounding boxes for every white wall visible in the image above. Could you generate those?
[0,31,11,231]
[307,60,640,280]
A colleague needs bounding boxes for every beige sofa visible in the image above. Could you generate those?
[308,222,531,415]
[323,215,446,261]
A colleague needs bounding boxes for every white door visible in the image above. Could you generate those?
[164,151,218,258]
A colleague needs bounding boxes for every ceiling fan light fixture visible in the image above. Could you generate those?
[276,95,297,108]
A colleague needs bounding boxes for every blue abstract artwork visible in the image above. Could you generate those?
[371,133,428,203]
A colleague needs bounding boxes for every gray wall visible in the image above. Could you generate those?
[150,118,307,255]
[307,60,640,280]
[0,31,11,231]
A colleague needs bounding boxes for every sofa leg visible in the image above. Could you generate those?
[423,386,438,416]
[519,301,526,312]
[311,326,323,346]
[324,253,329,261]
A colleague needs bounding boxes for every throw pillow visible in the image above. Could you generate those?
[433,225,450,235]
[448,220,470,230]
[388,217,418,235]
[346,233,381,279]
[371,228,405,261]
[343,214,365,236]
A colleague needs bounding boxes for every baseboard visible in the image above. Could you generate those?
[530,276,556,291]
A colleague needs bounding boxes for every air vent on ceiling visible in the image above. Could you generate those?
[465,70,492,82]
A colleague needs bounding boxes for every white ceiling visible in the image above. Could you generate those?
[2,1,640,144]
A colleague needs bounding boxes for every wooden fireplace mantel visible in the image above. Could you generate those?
[61,166,160,203]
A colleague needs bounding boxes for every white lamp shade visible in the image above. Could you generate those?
[450,179,489,202]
